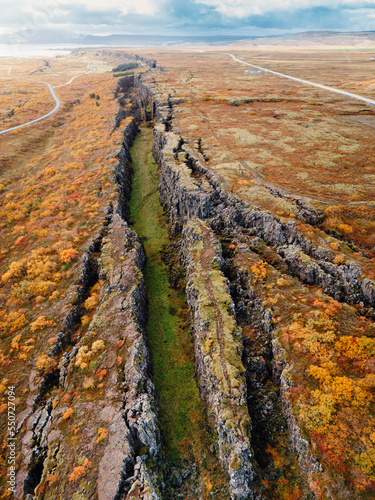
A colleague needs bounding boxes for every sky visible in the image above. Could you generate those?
[1,0,375,37]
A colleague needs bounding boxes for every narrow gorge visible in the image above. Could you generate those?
[6,52,375,500]
[128,125,231,498]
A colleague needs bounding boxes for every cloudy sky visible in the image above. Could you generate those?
[1,0,375,37]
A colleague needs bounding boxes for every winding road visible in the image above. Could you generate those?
[0,65,95,136]
[3,52,375,138]
[228,53,375,107]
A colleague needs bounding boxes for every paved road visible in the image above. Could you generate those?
[227,54,374,206]
[53,65,94,88]
[0,65,94,136]
[228,53,375,107]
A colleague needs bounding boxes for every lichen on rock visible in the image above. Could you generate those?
[181,218,256,500]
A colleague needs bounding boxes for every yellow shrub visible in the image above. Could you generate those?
[62,407,74,421]
[92,340,105,352]
[301,390,336,432]
[335,336,375,359]
[0,311,27,334]
[75,340,105,370]
[60,248,79,264]
[68,459,92,482]
[355,448,375,480]
[333,254,345,265]
[309,365,332,384]
[288,311,336,354]
[83,377,95,390]
[338,223,353,234]
[329,376,368,408]
[35,354,57,374]
[1,259,27,282]
[30,316,56,332]
[84,294,99,310]
[250,261,269,283]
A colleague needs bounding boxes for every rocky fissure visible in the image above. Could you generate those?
[12,56,375,500]
[151,120,375,312]
[16,100,163,497]
[134,64,375,499]
[180,219,256,499]
[221,240,318,498]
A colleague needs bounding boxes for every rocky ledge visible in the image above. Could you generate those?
[181,218,256,500]
[135,68,375,498]
[18,214,161,500]
[151,124,375,312]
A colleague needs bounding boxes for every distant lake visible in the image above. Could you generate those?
[0,42,173,58]
[0,44,80,57]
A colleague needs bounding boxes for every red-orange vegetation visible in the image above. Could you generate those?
[68,458,92,482]
[0,54,125,448]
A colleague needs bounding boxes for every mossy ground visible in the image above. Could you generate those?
[129,126,230,498]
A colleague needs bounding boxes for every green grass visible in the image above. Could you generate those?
[113,71,135,78]
[95,64,113,72]
[129,126,212,464]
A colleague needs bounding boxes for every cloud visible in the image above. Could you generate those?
[161,0,375,31]
[243,6,347,30]
[22,0,159,16]
[1,0,375,35]
[196,0,375,18]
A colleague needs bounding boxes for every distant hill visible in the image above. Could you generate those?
[234,30,375,47]
[3,29,375,47]
[1,29,78,45]
[0,30,252,46]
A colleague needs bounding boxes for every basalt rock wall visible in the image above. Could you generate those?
[15,113,162,499]
[135,71,375,499]
[151,123,375,311]
[181,219,256,500]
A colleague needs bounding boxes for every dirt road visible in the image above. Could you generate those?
[228,53,375,107]
[0,65,94,136]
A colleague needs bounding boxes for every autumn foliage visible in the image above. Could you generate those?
[280,297,375,490]
[0,53,124,437]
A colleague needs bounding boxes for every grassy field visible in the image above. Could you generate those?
[129,126,230,497]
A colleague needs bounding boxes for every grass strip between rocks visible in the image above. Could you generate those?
[129,125,213,465]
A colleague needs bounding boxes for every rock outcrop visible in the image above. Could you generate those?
[151,124,375,310]
[181,218,256,499]
[12,101,163,499]
[114,117,140,221]
[134,67,375,498]
[18,214,161,499]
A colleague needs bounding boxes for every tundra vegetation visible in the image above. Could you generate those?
[0,46,374,499]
